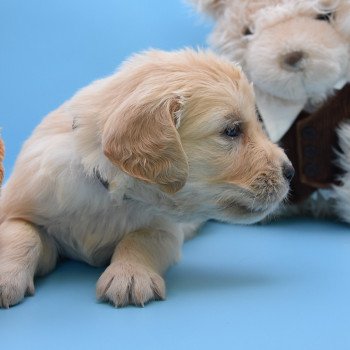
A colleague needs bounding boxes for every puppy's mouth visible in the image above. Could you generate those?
[221,198,277,215]
[218,185,289,222]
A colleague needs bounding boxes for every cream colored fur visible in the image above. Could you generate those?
[191,0,350,220]
[0,49,291,308]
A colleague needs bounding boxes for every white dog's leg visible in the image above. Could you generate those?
[0,219,58,308]
[333,122,350,223]
[96,228,183,307]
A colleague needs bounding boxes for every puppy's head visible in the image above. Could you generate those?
[101,50,293,223]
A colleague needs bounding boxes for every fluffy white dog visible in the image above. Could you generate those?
[0,49,292,308]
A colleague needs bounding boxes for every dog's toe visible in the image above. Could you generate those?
[96,262,165,307]
[0,270,34,308]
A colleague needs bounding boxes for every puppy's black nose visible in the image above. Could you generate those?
[282,162,295,182]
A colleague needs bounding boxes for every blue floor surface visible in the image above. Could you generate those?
[1,1,350,349]
[2,219,350,350]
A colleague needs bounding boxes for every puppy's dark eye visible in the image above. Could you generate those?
[316,12,333,22]
[243,26,253,36]
[223,124,242,138]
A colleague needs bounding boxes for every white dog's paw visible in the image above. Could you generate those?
[96,262,165,307]
[0,269,35,308]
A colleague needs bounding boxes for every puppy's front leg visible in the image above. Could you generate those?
[96,228,183,307]
[0,219,58,308]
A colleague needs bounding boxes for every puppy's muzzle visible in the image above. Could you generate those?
[248,158,293,209]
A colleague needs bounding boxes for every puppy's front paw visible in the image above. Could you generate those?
[0,269,35,308]
[96,262,165,307]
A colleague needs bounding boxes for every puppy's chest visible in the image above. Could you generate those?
[44,199,153,266]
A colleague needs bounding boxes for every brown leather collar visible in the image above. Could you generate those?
[280,84,350,203]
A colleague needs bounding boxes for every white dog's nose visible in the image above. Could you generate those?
[281,51,305,71]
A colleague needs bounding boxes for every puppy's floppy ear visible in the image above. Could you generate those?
[189,0,227,19]
[102,96,188,194]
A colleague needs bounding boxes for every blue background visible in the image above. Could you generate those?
[1,1,350,350]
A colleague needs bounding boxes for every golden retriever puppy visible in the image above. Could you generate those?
[0,49,293,308]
